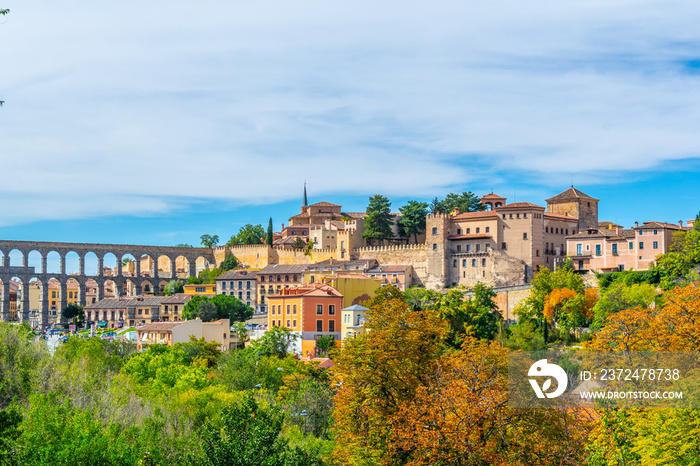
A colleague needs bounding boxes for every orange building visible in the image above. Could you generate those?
[267,283,342,358]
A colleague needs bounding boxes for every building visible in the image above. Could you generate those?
[84,297,132,329]
[425,188,588,289]
[317,274,380,309]
[567,221,688,273]
[365,264,414,291]
[183,283,216,296]
[341,304,368,340]
[216,270,259,311]
[266,283,343,358]
[160,293,191,322]
[136,318,230,351]
[257,264,308,312]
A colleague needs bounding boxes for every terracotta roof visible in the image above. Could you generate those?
[447,234,492,240]
[85,297,134,309]
[268,283,343,298]
[544,212,579,221]
[452,211,499,220]
[341,212,367,219]
[137,321,186,332]
[129,296,168,306]
[259,264,309,274]
[598,221,624,229]
[366,264,411,273]
[161,293,192,304]
[566,228,635,240]
[546,187,598,202]
[637,221,683,230]
[481,193,506,199]
[216,270,259,280]
[497,202,545,210]
[309,201,341,207]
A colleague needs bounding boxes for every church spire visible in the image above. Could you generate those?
[302,182,308,208]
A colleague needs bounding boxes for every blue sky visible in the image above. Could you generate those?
[1,0,699,249]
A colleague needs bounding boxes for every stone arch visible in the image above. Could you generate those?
[85,278,99,305]
[27,250,43,274]
[158,279,169,294]
[140,254,156,278]
[141,279,154,294]
[157,254,174,279]
[8,276,23,322]
[27,277,43,327]
[103,279,118,299]
[195,255,211,276]
[121,254,137,278]
[8,249,24,267]
[84,252,99,277]
[65,251,81,275]
[123,278,137,297]
[175,255,190,279]
[102,252,118,277]
[46,251,61,274]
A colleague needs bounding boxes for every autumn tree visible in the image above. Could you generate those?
[332,297,448,465]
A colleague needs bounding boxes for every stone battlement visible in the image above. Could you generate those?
[354,243,426,253]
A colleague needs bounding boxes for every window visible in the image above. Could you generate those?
[476,227,480,233]
[316,320,323,332]
[195,287,205,292]
[329,321,335,332]
[595,244,601,255]
[546,227,549,233]
[285,275,289,282]
[536,250,539,257]
[612,244,618,254]
[453,260,458,267]
[503,214,507,219]
[329,305,335,315]
[52,291,56,298]
[293,304,297,314]
[482,259,486,266]
[555,228,559,234]
[457,245,461,252]
[221,282,226,290]
[432,227,438,234]
[466,244,471,252]
[316,304,323,315]
[485,227,490,233]
[286,304,291,314]
[579,260,584,270]
[523,233,528,239]
[457,228,461,235]
[292,319,297,327]
[238,281,243,289]
[653,241,658,249]
[509,214,512,219]
[433,243,437,250]
[576,244,582,255]
[246,281,251,289]
[639,230,643,235]
[523,213,527,218]
[286,319,291,327]
[654,230,658,235]
[271,305,276,315]
[566,229,569,235]
[466,228,471,234]
[629,242,633,249]
[462,259,467,266]
[246,291,251,299]
[238,292,243,299]
[472,259,477,267]
[516,213,520,219]
[261,276,265,282]
[501,242,506,250]
[639,242,644,249]
[476,244,481,252]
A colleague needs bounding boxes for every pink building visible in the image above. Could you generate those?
[567,221,688,273]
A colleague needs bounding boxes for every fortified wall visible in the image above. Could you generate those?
[353,244,427,286]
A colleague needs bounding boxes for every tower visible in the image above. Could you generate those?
[546,187,599,232]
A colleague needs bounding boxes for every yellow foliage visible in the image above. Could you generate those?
[544,288,577,321]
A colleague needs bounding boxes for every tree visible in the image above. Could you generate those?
[315,335,335,356]
[183,295,253,322]
[227,224,265,246]
[291,237,306,250]
[200,234,220,248]
[219,253,239,271]
[174,243,193,248]
[439,284,502,346]
[432,192,486,214]
[62,303,84,324]
[398,201,429,243]
[267,217,274,246]
[252,326,298,358]
[164,279,184,296]
[591,282,661,329]
[200,393,322,466]
[362,195,395,245]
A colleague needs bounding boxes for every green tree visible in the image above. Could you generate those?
[433,191,486,214]
[361,195,395,245]
[164,279,184,296]
[183,295,253,322]
[200,393,322,466]
[62,303,84,324]
[292,237,306,250]
[252,327,298,358]
[0,324,48,408]
[200,234,220,248]
[591,282,662,329]
[174,243,193,248]
[220,253,239,271]
[440,283,502,345]
[227,224,265,246]
[398,200,429,243]
[267,217,274,246]
[315,335,335,356]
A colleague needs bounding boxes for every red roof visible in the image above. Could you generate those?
[497,202,544,210]
[546,187,598,202]
[452,211,499,220]
[482,193,506,199]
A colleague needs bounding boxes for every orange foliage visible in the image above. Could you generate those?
[586,283,700,351]
[544,288,578,321]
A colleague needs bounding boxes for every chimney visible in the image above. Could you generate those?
[281,223,285,230]
[635,221,639,228]
[615,226,620,235]
[453,207,460,215]
[679,220,684,227]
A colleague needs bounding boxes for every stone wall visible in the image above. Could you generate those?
[353,244,427,286]
[491,285,532,321]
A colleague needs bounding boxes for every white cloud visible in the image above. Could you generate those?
[1,0,699,225]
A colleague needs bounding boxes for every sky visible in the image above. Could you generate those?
[1,0,699,248]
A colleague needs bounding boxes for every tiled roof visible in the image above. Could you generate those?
[310,201,341,207]
[566,228,635,240]
[481,193,505,199]
[497,202,544,210]
[137,322,186,332]
[268,283,343,298]
[447,234,492,240]
[452,211,499,220]
[259,264,309,274]
[216,270,259,280]
[85,297,134,309]
[341,212,367,219]
[366,264,411,273]
[544,212,578,221]
[637,221,683,230]
[546,187,598,202]
[161,293,192,304]
[130,296,168,306]
[342,304,369,311]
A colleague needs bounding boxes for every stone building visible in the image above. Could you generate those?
[425,187,594,289]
